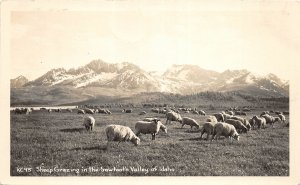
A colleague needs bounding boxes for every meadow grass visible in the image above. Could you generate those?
[10,108,289,176]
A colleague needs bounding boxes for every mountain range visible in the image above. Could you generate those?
[11,60,289,105]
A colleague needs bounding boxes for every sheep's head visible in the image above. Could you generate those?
[160,125,167,134]
[233,133,240,141]
[132,137,140,146]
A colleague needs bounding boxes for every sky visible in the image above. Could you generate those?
[9,1,300,81]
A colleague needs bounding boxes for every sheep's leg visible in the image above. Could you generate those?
[206,133,210,141]
[200,131,204,139]
[152,134,156,140]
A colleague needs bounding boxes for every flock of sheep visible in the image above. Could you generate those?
[79,107,288,148]
[12,106,288,148]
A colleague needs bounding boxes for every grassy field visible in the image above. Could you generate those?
[10,108,289,176]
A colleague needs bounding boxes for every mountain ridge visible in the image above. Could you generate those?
[11,59,289,98]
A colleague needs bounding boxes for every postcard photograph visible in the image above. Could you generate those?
[1,0,300,183]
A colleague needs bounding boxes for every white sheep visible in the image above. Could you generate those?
[230,116,251,131]
[225,119,248,133]
[206,116,218,123]
[105,125,140,147]
[252,116,266,129]
[278,113,286,123]
[135,119,167,140]
[166,111,182,124]
[77,109,85,114]
[200,122,216,141]
[213,113,224,122]
[139,111,147,115]
[198,110,206,116]
[84,108,95,114]
[261,114,278,128]
[122,109,133,113]
[213,122,240,142]
[83,116,95,131]
[181,117,200,129]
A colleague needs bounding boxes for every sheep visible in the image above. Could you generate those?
[181,117,200,129]
[67,108,73,113]
[122,109,133,113]
[192,110,199,115]
[98,108,111,114]
[222,113,233,121]
[151,108,160,113]
[206,116,218,123]
[260,111,270,117]
[212,122,240,142]
[278,114,286,123]
[252,116,266,129]
[84,108,95,114]
[225,119,248,133]
[48,109,52,113]
[54,108,62,113]
[135,119,167,140]
[230,116,251,131]
[166,111,182,124]
[77,109,85,114]
[200,122,216,141]
[226,110,234,116]
[83,116,95,131]
[261,114,278,128]
[198,110,206,116]
[275,111,282,115]
[283,111,289,115]
[105,124,140,146]
[139,111,147,115]
[213,113,224,122]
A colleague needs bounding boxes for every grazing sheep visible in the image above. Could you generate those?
[278,113,286,123]
[67,108,73,113]
[212,122,240,142]
[226,111,234,116]
[135,119,167,140]
[48,109,52,113]
[166,111,182,124]
[222,113,233,121]
[213,113,224,122]
[252,116,266,129]
[260,111,270,117]
[261,114,278,128]
[283,111,289,115]
[84,108,95,114]
[54,108,62,113]
[105,125,140,146]
[198,110,206,116]
[200,122,216,140]
[98,108,111,114]
[77,109,85,114]
[192,110,199,115]
[122,109,133,113]
[249,117,255,127]
[139,111,147,115]
[83,116,95,131]
[151,108,160,113]
[181,117,200,129]
[225,119,248,133]
[206,116,218,123]
[230,116,251,130]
